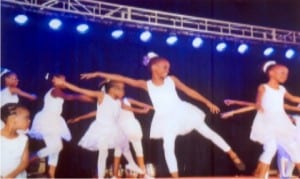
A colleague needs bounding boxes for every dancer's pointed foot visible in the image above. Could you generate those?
[228,150,246,171]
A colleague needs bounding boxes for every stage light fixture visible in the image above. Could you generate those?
[216,42,227,52]
[76,24,89,34]
[166,35,178,45]
[140,30,152,42]
[49,18,62,30]
[111,29,124,39]
[263,47,274,56]
[237,43,248,54]
[285,48,295,59]
[14,14,28,25]
[192,37,203,48]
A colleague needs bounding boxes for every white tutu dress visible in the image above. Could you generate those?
[0,134,28,178]
[1,87,19,129]
[250,85,298,144]
[79,94,125,151]
[30,88,71,141]
[147,76,206,139]
[117,98,143,141]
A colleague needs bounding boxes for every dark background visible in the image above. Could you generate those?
[1,0,300,177]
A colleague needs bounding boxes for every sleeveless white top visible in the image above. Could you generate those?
[79,94,123,150]
[147,76,181,114]
[147,76,205,138]
[250,84,297,143]
[118,98,143,141]
[0,134,28,178]
[30,88,71,141]
[42,88,64,115]
[1,87,19,107]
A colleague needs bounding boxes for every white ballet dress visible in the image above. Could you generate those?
[146,76,206,139]
[0,134,28,178]
[1,87,19,129]
[117,98,143,142]
[30,88,71,141]
[79,94,125,151]
[250,84,298,144]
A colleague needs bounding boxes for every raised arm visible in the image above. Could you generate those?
[53,77,103,99]
[127,98,153,110]
[122,103,152,114]
[68,111,97,124]
[5,141,29,178]
[221,106,257,119]
[11,87,37,101]
[80,72,148,91]
[285,92,300,104]
[170,76,220,114]
[224,99,255,107]
[51,89,95,103]
[284,104,300,113]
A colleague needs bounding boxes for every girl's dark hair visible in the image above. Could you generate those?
[1,103,27,123]
[147,57,169,70]
[1,71,16,89]
[98,79,121,93]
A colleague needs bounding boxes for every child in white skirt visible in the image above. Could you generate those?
[29,74,93,178]
[69,96,152,177]
[53,77,145,178]
[80,52,246,177]
[221,61,300,178]
[222,99,300,178]
[1,70,37,129]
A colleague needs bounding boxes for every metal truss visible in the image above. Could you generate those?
[2,0,300,45]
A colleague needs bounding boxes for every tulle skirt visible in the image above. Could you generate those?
[150,101,206,139]
[30,111,71,141]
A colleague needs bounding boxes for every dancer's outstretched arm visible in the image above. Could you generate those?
[80,72,147,91]
[221,106,256,119]
[171,76,220,114]
[284,104,300,113]
[224,99,255,107]
[285,92,300,104]
[52,88,94,103]
[53,77,103,100]
[10,87,37,101]
[68,111,97,124]
[127,98,153,110]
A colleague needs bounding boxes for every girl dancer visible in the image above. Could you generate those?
[80,52,245,177]
[0,103,31,178]
[29,74,93,178]
[53,78,144,178]
[238,61,300,177]
[69,96,152,177]
[222,101,300,178]
[1,70,37,128]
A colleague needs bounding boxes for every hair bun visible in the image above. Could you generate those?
[262,60,276,73]
[143,52,159,66]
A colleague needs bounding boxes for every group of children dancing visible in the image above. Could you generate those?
[1,52,300,178]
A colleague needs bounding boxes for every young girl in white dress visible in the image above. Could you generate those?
[69,95,152,177]
[0,103,31,178]
[221,99,300,178]
[1,70,37,128]
[53,78,145,178]
[29,74,93,178]
[80,52,245,177]
[223,61,300,178]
